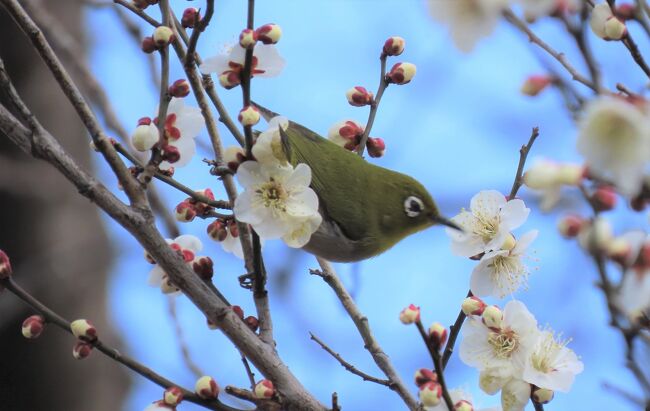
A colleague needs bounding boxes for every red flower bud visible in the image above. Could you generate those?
[181,8,201,29]
[169,79,190,98]
[0,249,12,279]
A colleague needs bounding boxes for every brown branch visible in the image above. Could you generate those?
[442,290,472,368]
[509,126,540,199]
[239,352,257,390]
[310,332,392,386]
[113,0,160,27]
[560,12,602,90]
[184,0,214,69]
[415,321,454,411]
[356,54,389,156]
[622,34,650,79]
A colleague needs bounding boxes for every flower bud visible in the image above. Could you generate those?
[245,315,259,332]
[604,17,627,40]
[481,305,503,329]
[161,144,180,164]
[399,304,420,324]
[70,319,97,342]
[238,105,261,126]
[521,75,552,96]
[328,120,364,150]
[590,3,614,39]
[557,214,584,238]
[153,26,175,47]
[224,146,246,172]
[419,381,442,407]
[141,36,157,53]
[386,62,416,85]
[479,369,509,395]
[132,124,159,152]
[383,36,405,56]
[346,86,374,107]
[231,305,244,319]
[163,386,183,406]
[218,70,241,89]
[181,8,200,29]
[239,28,257,49]
[455,400,474,411]
[500,233,516,251]
[532,387,554,404]
[501,379,531,411]
[254,379,275,399]
[578,217,613,253]
[192,256,214,280]
[195,376,220,399]
[255,24,282,44]
[414,368,437,387]
[556,164,584,185]
[0,249,11,279]
[22,315,45,339]
[175,201,197,222]
[592,186,617,212]
[428,322,448,349]
[72,341,93,360]
[366,137,386,158]
[169,79,190,98]
[207,220,228,242]
[523,161,559,189]
[461,296,486,316]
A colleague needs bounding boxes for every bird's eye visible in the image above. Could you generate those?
[404,196,424,218]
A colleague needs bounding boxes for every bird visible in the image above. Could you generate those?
[254,104,460,262]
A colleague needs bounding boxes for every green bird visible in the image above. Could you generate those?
[254,105,460,263]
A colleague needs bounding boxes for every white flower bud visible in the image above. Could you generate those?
[153,26,175,47]
[414,368,437,387]
[590,3,614,39]
[578,217,613,252]
[70,319,97,342]
[239,28,257,48]
[399,304,420,324]
[195,376,220,399]
[419,381,442,407]
[255,24,282,44]
[428,322,448,348]
[500,233,516,251]
[501,379,531,411]
[479,369,510,395]
[132,124,159,152]
[557,215,584,238]
[604,17,627,40]
[163,386,183,406]
[455,399,474,411]
[462,296,486,316]
[238,105,260,126]
[254,379,275,399]
[346,86,373,107]
[556,164,584,185]
[386,62,416,85]
[383,36,405,56]
[532,387,554,404]
[0,249,11,279]
[523,161,560,189]
[481,305,503,329]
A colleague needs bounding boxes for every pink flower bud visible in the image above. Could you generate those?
[428,322,448,349]
[231,305,244,319]
[138,117,152,126]
[255,24,282,44]
[481,305,503,330]
[386,62,416,85]
[72,341,93,360]
[414,368,437,387]
[141,36,157,54]
[245,315,259,332]
[153,26,175,47]
[161,144,180,164]
[455,400,474,411]
[399,304,420,324]
[419,381,442,407]
[383,36,405,56]
[345,86,374,107]
[218,70,241,89]
[366,137,385,158]
[163,386,183,406]
[557,214,584,238]
[592,186,617,212]
[195,375,220,399]
[254,379,275,399]
[0,249,11,279]
[181,8,201,29]
[532,387,554,404]
[175,201,197,222]
[616,3,636,20]
[521,75,552,96]
[238,105,261,126]
[169,79,190,98]
[461,296,486,316]
[22,315,45,339]
[70,319,97,342]
[239,28,257,49]
[207,220,228,242]
[224,146,247,172]
[328,120,364,150]
[192,256,214,280]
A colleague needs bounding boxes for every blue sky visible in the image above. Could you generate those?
[85,1,648,410]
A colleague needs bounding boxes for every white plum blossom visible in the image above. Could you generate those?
[428,0,510,53]
[500,379,531,411]
[470,230,538,298]
[460,301,538,379]
[577,97,650,196]
[160,97,205,169]
[252,116,290,167]
[234,161,322,248]
[523,159,584,211]
[447,190,530,257]
[522,329,584,392]
[200,43,285,80]
[148,234,203,295]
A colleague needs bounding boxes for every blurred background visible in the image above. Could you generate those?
[1,0,649,410]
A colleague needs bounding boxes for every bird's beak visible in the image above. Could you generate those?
[432,215,463,232]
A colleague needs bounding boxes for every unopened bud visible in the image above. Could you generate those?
[141,36,156,53]
[231,305,244,319]
[153,26,175,47]
[366,137,386,158]
[245,315,259,332]
[22,315,45,339]
[192,256,214,280]
[399,304,420,324]
[461,296,486,316]
[181,8,200,29]
[195,376,220,399]
[604,17,627,40]
[161,144,180,164]
[419,381,442,407]
[175,201,197,222]
[455,400,474,411]
[592,186,617,212]
[0,249,11,279]
[482,305,503,329]
[132,124,159,152]
[207,220,228,242]
[428,322,448,349]
[386,62,416,85]
[238,105,260,126]
[383,36,405,56]
[532,387,554,404]
[254,379,275,399]
[524,161,559,189]
[556,164,584,185]
[479,369,509,395]
[239,28,257,49]
[414,368,437,387]
[70,319,97,342]
[169,79,190,98]
[607,237,633,265]
[579,217,613,253]
[501,379,531,411]
[521,75,552,96]
[500,233,516,251]
[346,86,373,107]
[163,386,183,406]
[160,274,179,294]
[328,120,364,150]
[224,146,246,171]
[255,24,282,44]
[218,71,241,89]
[558,214,584,238]
[72,341,93,360]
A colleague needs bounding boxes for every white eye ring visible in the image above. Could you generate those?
[404,196,424,218]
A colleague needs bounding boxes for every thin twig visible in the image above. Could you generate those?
[442,290,472,369]
[310,332,392,386]
[184,0,214,69]
[239,352,257,390]
[509,126,540,199]
[415,321,454,411]
[356,54,389,156]
[622,34,650,78]
[113,0,160,27]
